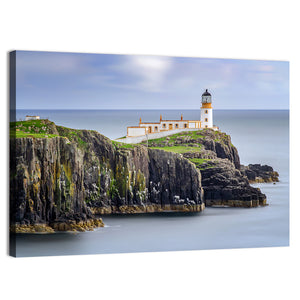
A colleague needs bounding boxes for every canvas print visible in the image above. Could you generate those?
[9,51,289,257]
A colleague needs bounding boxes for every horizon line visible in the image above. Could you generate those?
[15,108,290,111]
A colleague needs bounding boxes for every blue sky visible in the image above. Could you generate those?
[15,51,289,110]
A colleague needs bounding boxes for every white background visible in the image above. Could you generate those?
[1,1,298,299]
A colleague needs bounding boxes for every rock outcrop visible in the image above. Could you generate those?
[145,129,240,168]
[144,129,276,208]
[148,149,203,212]
[240,164,279,183]
[10,121,205,232]
[199,159,267,207]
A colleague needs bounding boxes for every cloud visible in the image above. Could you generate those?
[15,52,289,110]
[256,64,274,72]
[242,62,289,93]
[111,55,173,92]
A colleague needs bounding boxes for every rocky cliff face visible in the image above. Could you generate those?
[145,129,240,168]
[148,149,203,211]
[81,134,204,214]
[10,136,103,232]
[143,129,276,208]
[199,159,267,207]
[240,164,279,183]
[10,121,277,232]
[10,121,205,232]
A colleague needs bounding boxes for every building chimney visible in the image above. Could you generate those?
[160,115,162,121]
[181,114,183,121]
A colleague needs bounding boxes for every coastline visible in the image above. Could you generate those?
[11,217,105,233]
[11,110,289,256]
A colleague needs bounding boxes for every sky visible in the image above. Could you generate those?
[15,51,289,110]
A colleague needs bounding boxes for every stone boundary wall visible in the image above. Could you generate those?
[114,128,202,144]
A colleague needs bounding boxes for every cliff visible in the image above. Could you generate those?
[143,129,278,207]
[146,129,240,168]
[10,120,204,232]
[198,159,267,207]
[10,120,278,233]
[240,164,279,183]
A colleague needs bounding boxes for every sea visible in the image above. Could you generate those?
[14,109,289,257]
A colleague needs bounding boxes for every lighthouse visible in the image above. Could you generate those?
[201,89,213,128]
[126,88,217,138]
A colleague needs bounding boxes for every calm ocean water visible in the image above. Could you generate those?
[14,110,289,257]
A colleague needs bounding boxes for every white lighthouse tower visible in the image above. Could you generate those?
[200,89,213,128]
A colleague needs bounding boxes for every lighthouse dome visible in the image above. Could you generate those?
[202,89,211,96]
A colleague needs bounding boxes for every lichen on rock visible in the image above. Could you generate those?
[10,121,205,232]
[145,128,276,208]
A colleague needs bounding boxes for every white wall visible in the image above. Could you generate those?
[160,121,187,130]
[138,121,189,134]
[117,128,202,144]
[140,123,160,133]
[25,116,40,121]
[201,108,213,128]
[127,127,146,137]
[179,122,185,129]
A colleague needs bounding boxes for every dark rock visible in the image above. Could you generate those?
[190,158,267,207]
[240,164,279,183]
[148,149,203,207]
[10,126,205,228]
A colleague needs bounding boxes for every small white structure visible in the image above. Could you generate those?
[25,115,40,121]
[126,89,218,137]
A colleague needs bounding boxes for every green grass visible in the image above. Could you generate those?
[10,119,45,129]
[146,131,207,154]
[189,158,214,170]
[112,141,138,149]
[11,131,58,138]
[150,145,202,154]
[189,158,209,165]
[10,119,59,139]
[56,126,88,149]
[11,121,87,147]
[146,130,205,145]
[150,129,233,149]
[112,141,134,149]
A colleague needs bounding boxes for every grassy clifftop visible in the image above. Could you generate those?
[10,119,269,210]
[143,129,233,149]
[139,128,239,168]
[10,119,97,150]
[10,119,59,138]
[10,119,143,151]
[10,120,238,166]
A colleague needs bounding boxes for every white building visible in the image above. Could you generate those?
[127,89,217,137]
[25,115,40,121]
